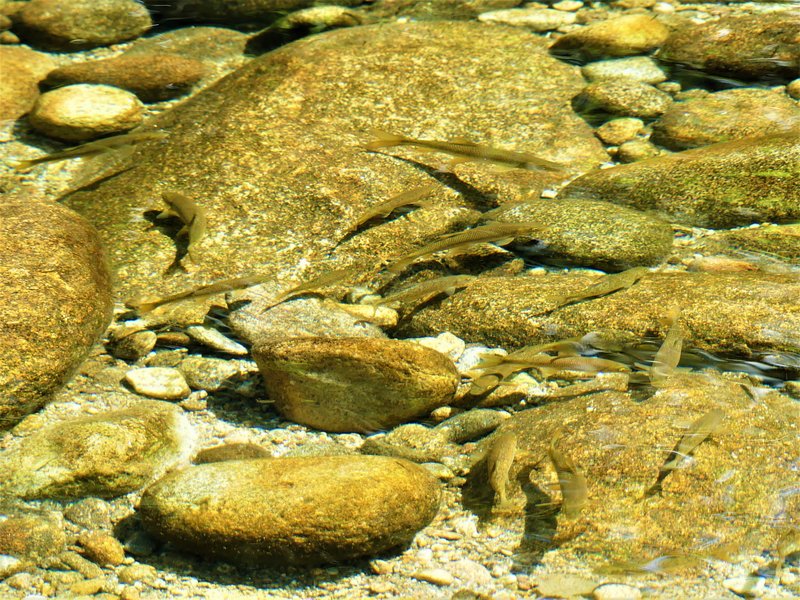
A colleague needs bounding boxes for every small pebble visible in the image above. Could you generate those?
[593,583,642,600]
[787,79,800,100]
[70,578,105,596]
[616,139,661,163]
[117,564,157,585]
[582,57,667,85]
[478,7,575,32]
[112,330,157,361]
[78,531,126,567]
[596,118,644,146]
[0,554,22,579]
[413,568,455,586]
[723,575,767,598]
[125,367,191,400]
[28,84,144,142]
[185,324,248,356]
[553,0,583,10]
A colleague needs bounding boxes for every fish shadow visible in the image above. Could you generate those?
[142,209,190,273]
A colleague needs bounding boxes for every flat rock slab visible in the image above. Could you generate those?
[560,132,800,228]
[486,375,799,571]
[138,455,441,566]
[0,400,195,500]
[0,197,113,429]
[61,21,606,300]
[402,271,800,354]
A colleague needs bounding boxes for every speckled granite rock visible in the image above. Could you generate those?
[43,54,208,102]
[550,14,669,60]
[696,224,800,266]
[484,374,799,571]
[0,197,112,430]
[61,20,606,301]
[138,455,441,565]
[402,271,800,354]
[0,509,66,563]
[574,80,672,120]
[657,11,800,83]
[652,88,800,150]
[0,45,55,120]
[252,337,460,433]
[560,132,800,228]
[15,0,152,51]
[489,197,673,271]
[0,400,195,499]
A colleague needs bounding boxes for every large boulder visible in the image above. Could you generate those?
[0,197,113,429]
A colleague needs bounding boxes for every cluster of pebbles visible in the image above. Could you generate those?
[0,0,799,599]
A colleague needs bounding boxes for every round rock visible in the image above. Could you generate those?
[252,337,460,433]
[44,54,208,102]
[125,367,191,400]
[0,197,112,429]
[581,56,667,84]
[28,84,144,142]
[15,0,152,51]
[575,80,672,120]
[550,14,669,60]
[138,455,441,565]
[0,45,56,120]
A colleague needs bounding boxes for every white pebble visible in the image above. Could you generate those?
[125,367,190,400]
[593,583,642,600]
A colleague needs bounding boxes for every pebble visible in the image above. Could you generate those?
[593,583,642,600]
[616,138,661,163]
[449,558,493,586]
[478,7,576,32]
[58,550,104,579]
[723,575,767,598]
[63,498,113,530]
[0,511,66,562]
[536,573,598,597]
[28,84,144,142]
[582,56,667,85]
[0,46,56,120]
[117,564,157,585]
[184,324,248,355]
[575,80,672,119]
[595,118,644,146]
[553,0,583,9]
[70,578,105,596]
[5,572,33,590]
[112,330,157,361]
[178,356,252,392]
[15,0,152,51]
[44,54,208,102]
[413,568,454,586]
[193,442,271,464]
[78,531,126,567]
[550,14,669,60]
[412,331,467,362]
[788,79,800,100]
[0,555,23,579]
[125,367,191,400]
[435,408,507,443]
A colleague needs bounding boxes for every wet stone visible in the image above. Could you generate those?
[434,409,507,443]
[0,197,113,430]
[125,367,190,400]
[651,88,800,151]
[138,455,441,566]
[0,510,66,562]
[491,197,674,271]
[77,531,125,567]
[0,45,56,120]
[581,56,667,84]
[708,224,800,265]
[362,423,454,464]
[595,118,644,146]
[478,7,576,31]
[28,84,144,142]
[616,139,661,163]
[184,324,248,356]
[562,132,800,228]
[111,330,157,362]
[593,583,642,600]
[193,442,271,464]
[0,400,195,499]
[657,11,800,83]
[550,14,669,60]
[44,54,208,103]
[63,498,113,531]
[178,356,256,392]
[252,337,460,433]
[574,80,672,120]
[15,0,152,51]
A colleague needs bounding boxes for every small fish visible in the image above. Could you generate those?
[159,191,207,261]
[370,274,476,311]
[386,221,541,274]
[261,266,360,312]
[12,130,167,172]
[486,432,517,508]
[126,273,272,313]
[366,129,566,173]
[646,409,725,496]
[548,436,588,519]
[649,307,683,387]
[555,266,650,307]
[348,184,437,233]
[540,355,631,378]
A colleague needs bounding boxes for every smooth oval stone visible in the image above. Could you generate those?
[402,271,800,354]
[0,46,56,120]
[550,14,669,60]
[0,197,112,429]
[651,88,800,150]
[490,197,673,271]
[0,400,195,499]
[560,132,800,228]
[574,80,672,120]
[657,11,800,83]
[252,337,460,433]
[138,455,441,565]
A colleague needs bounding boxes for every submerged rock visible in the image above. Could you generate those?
[138,455,441,565]
[487,375,799,571]
[560,132,800,228]
[550,14,669,60]
[652,88,800,150]
[252,337,459,433]
[0,198,112,430]
[657,11,800,83]
[402,271,800,354]
[489,197,673,271]
[0,509,66,563]
[0,45,56,120]
[61,20,606,300]
[0,401,195,499]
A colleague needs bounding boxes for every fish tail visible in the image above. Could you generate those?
[365,129,409,151]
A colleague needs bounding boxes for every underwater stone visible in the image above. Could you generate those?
[0,400,195,499]
[0,46,55,120]
[581,57,667,85]
[550,14,669,60]
[125,367,191,400]
[561,132,800,228]
[575,80,672,120]
[138,455,441,566]
[0,197,112,430]
[0,510,66,563]
[253,337,460,433]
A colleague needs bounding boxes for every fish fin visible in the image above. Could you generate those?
[494,236,516,246]
[365,129,407,151]
[156,209,176,220]
[176,225,189,237]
